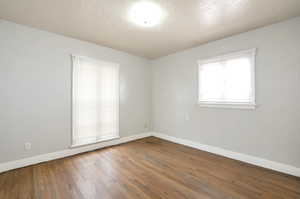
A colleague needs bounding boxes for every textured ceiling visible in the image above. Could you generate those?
[0,0,300,59]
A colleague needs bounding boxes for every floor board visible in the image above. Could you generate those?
[0,137,300,199]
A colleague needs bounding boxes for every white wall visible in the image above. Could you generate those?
[152,17,300,168]
[1,17,300,170]
[0,21,151,163]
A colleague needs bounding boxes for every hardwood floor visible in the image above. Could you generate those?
[0,137,300,199]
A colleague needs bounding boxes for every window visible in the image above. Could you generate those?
[198,49,256,109]
[72,55,119,147]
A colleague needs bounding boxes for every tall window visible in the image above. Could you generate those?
[198,49,256,109]
[72,55,119,147]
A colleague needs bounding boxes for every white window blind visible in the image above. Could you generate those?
[198,49,256,109]
[72,55,119,147]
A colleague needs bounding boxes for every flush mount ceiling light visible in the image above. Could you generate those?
[129,1,164,27]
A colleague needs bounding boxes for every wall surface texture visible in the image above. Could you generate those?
[1,17,300,169]
[151,17,300,168]
[0,21,151,163]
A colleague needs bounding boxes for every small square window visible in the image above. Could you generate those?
[198,49,256,109]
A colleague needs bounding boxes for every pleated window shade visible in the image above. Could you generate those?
[72,55,119,147]
[198,49,256,109]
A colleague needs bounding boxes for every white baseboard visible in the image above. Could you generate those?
[152,132,300,177]
[1,131,299,178]
[0,132,151,173]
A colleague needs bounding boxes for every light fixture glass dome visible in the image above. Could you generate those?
[129,1,164,27]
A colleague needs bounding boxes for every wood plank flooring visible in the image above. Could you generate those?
[0,137,300,199]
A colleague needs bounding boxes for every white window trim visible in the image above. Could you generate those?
[70,134,120,148]
[70,54,120,148]
[197,101,256,109]
[197,48,257,109]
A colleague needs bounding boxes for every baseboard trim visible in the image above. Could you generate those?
[152,132,300,177]
[0,132,151,173]
[1,132,299,177]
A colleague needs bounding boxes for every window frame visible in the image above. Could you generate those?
[197,48,256,109]
[70,54,120,148]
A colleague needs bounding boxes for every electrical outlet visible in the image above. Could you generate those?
[144,123,149,130]
[184,113,190,121]
[185,114,190,121]
[24,142,31,151]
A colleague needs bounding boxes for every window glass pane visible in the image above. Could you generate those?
[199,62,224,101]
[224,58,251,101]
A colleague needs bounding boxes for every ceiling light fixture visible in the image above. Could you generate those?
[129,1,164,27]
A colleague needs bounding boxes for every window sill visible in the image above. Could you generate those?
[198,102,256,109]
[70,135,120,148]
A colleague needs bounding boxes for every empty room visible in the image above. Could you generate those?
[0,0,300,198]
